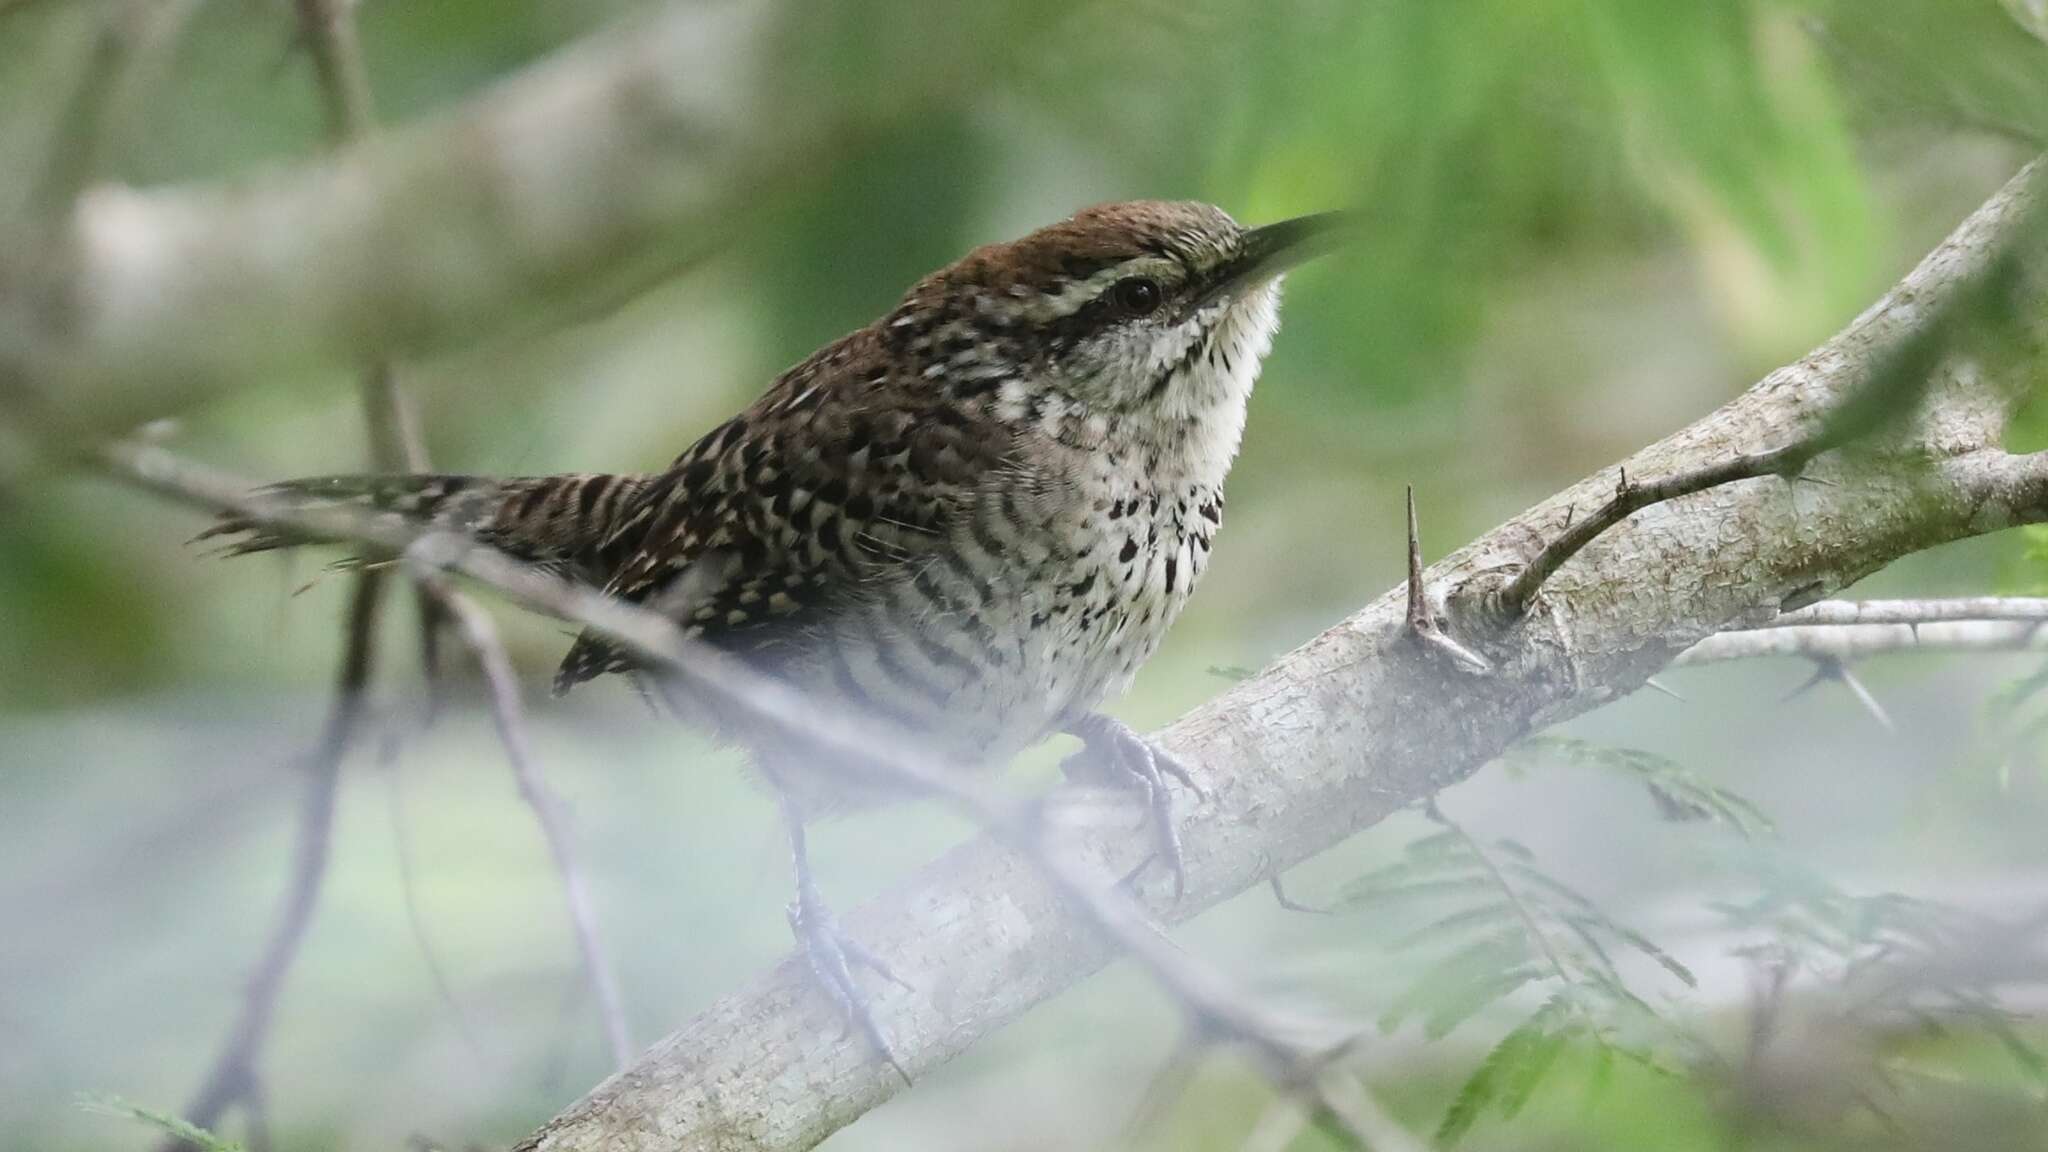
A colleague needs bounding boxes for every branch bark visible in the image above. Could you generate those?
[501,160,2048,1151]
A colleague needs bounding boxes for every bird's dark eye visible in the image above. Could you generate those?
[1110,277,1164,317]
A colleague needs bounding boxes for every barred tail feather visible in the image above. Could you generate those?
[200,471,649,581]
[196,474,494,556]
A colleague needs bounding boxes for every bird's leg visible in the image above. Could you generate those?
[1059,712,1207,903]
[780,796,912,1084]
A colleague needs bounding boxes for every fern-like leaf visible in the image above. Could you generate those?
[78,1096,244,1152]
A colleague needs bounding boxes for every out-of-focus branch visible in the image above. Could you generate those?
[424,579,633,1069]
[1678,619,2047,665]
[160,571,381,1152]
[153,4,397,1150]
[1733,596,2048,629]
[1673,598,2048,663]
[0,0,1079,432]
[32,0,201,219]
[315,0,632,1077]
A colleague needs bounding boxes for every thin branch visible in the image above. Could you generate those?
[1310,1070,1433,1152]
[1117,1034,1206,1146]
[1678,619,2048,665]
[293,0,378,143]
[159,570,383,1152]
[1236,1098,1309,1152]
[1742,597,2048,629]
[424,580,633,1069]
[1491,451,1807,622]
[34,0,160,217]
[167,7,486,1142]
[380,732,491,1071]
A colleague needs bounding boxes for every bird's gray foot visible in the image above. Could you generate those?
[782,802,911,1084]
[1061,712,1207,903]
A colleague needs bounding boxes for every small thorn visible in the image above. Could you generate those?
[1404,486,1426,630]
[1616,465,1630,496]
[1402,486,1492,674]
[1642,677,1685,702]
[1269,873,1332,915]
[844,938,916,994]
[1781,658,1895,733]
[1834,663,1896,733]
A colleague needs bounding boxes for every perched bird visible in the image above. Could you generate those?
[210,200,1340,1070]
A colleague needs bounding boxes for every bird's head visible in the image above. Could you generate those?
[885,201,1342,426]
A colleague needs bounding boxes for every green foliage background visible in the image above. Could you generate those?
[5,1,2048,1149]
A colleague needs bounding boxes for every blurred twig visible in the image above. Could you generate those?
[424,580,633,1068]
[379,734,491,1071]
[33,0,202,219]
[315,0,633,1072]
[159,572,381,1152]
[1734,597,2048,629]
[150,3,401,1149]
[170,3,631,1141]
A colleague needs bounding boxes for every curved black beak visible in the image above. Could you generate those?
[1202,211,1351,306]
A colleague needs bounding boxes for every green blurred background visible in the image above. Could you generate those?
[6,1,2048,1149]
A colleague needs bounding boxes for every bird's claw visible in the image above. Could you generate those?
[1062,713,1204,903]
[788,895,911,1083]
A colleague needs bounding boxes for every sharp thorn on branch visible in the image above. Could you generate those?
[1834,662,1897,734]
[1269,873,1333,916]
[1642,676,1685,702]
[1780,661,1835,704]
[1402,486,1492,674]
[1780,657,1896,733]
